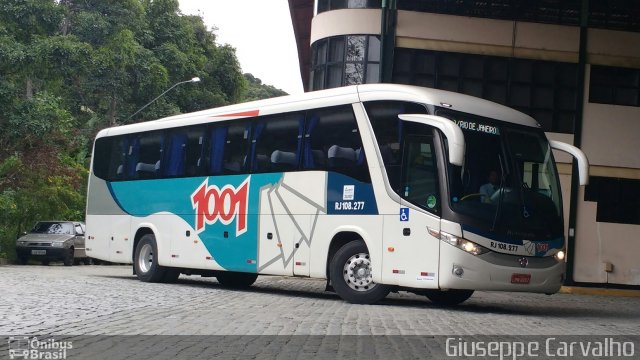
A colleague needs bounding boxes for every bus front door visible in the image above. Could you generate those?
[381,135,441,289]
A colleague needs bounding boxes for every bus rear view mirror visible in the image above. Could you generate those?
[398,114,465,166]
[549,140,590,185]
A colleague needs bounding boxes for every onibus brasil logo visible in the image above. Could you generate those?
[191,177,250,236]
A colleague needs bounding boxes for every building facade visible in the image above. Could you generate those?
[288,0,640,287]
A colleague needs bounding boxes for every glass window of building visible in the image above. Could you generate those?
[310,35,381,91]
[392,48,579,133]
[589,65,640,107]
[317,0,382,14]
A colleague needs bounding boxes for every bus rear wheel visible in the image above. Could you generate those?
[216,271,258,288]
[134,234,167,283]
[423,289,474,306]
[330,240,390,304]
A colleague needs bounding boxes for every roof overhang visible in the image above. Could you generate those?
[288,0,314,91]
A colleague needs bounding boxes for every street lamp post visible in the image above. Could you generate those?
[125,77,201,123]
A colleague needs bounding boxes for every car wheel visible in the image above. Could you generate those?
[216,271,258,288]
[41,259,50,266]
[423,289,474,306]
[63,248,74,266]
[17,256,28,265]
[83,258,93,265]
[329,240,390,304]
[134,234,167,282]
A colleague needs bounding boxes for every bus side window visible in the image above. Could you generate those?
[221,121,251,175]
[185,128,207,177]
[364,100,429,193]
[101,137,128,181]
[304,105,370,182]
[164,132,187,177]
[135,132,164,179]
[164,127,206,178]
[251,113,303,173]
[209,126,227,175]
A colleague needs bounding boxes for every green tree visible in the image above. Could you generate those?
[0,0,284,261]
[242,73,288,101]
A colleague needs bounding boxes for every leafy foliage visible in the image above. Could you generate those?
[0,0,286,260]
[243,73,288,102]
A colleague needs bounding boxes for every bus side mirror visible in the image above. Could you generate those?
[398,114,465,166]
[549,140,589,186]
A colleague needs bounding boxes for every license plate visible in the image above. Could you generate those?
[511,273,531,284]
[31,250,46,255]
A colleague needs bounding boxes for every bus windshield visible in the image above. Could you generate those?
[439,108,563,241]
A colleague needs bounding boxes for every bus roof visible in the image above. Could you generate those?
[97,84,539,138]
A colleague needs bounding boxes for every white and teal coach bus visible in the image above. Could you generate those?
[86,84,588,305]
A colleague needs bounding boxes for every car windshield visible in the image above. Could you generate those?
[31,222,74,235]
[440,108,563,241]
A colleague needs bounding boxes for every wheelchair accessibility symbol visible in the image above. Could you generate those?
[400,208,409,222]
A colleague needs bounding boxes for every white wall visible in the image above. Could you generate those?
[310,9,381,44]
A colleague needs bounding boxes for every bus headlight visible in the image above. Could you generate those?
[439,231,489,256]
[554,250,566,261]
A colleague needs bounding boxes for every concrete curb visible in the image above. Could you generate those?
[560,286,640,298]
[0,258,8,266]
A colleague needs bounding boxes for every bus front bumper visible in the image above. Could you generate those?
[438,243,565,294]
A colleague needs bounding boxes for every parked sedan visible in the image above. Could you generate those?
[16,221,87,266]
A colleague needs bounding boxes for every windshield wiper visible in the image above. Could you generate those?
[521,182,531,219]
[491,154,506,231]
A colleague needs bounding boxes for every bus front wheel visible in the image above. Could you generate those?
[216,271,258,288]
[423,289,474,306]
[134,234,167,283]
[330,240,390,304]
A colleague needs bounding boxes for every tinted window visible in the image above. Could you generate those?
[365,101,429,191]
[163,127,207,177]
[303,105,370,182]
[402,136,440,214]
[251,113,304,173]
[217,121,251,175]
[131,132,164,179]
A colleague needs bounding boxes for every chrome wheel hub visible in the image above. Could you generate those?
[343,252,375,292]
[138,243,153,274]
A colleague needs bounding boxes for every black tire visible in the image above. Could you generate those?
[424,289,474,306]
[41,259,50,266]
[216,271,258,288]
[134,234,167,282]
[83,258,94,265]
[17,256,28,265]
[329,240,390,304]
[63,248,74,266]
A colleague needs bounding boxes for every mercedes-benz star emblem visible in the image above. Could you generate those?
[518,257,529,268]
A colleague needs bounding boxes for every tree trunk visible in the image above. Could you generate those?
[109,95,118,126]
[26,78,33,99]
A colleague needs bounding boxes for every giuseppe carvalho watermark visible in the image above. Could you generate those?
[446,337,635,359]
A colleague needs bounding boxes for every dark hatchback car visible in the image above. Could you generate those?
[16,221,88,266]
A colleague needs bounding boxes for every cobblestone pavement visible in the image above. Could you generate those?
[1,264,639,337]
[2,265,640,359]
